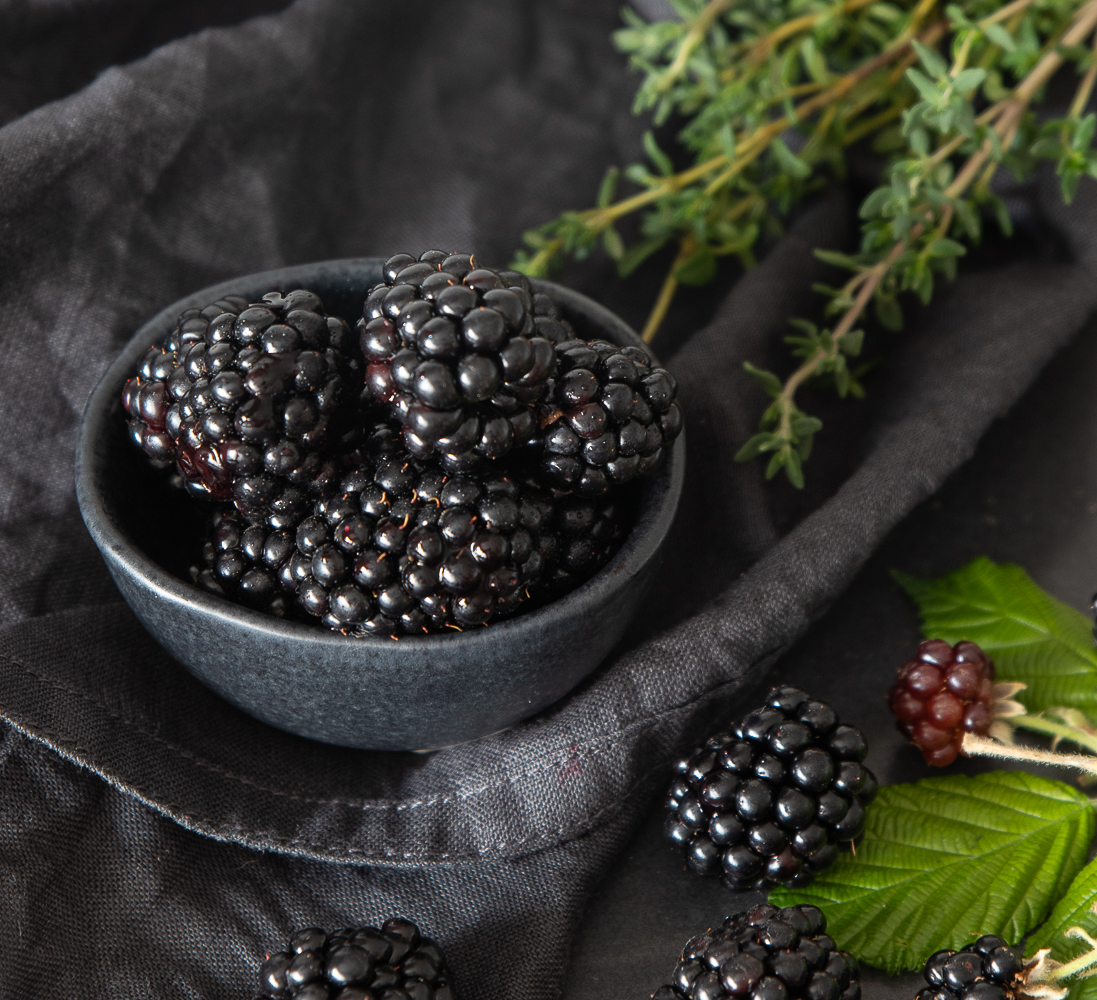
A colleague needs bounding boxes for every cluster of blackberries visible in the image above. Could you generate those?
[654,904,861,1000]
[257,919,454,1000]
[916,936,1023,1000]
[666,687,877,890]
[123,251,681,634]
[888,639,995,766]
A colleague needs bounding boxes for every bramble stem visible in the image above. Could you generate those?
[962,733,1097,777]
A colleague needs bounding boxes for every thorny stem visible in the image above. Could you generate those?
[962,733,1097,777]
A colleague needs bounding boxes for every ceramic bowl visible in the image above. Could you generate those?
[75,258,685,750]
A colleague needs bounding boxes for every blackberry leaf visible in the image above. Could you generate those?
[1029,856,1097,1000]
[892,557,1097,718]
[771,770,1093,973]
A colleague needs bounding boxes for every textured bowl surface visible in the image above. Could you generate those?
[75,258,685,750]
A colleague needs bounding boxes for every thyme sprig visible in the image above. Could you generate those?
[513,0,1097,486]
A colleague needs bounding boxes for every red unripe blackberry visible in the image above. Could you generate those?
[654,904,861,1000]
[888,639,996,766]
[915,936,1023,1000]
[258,918,455,999]
[666,687,877,892]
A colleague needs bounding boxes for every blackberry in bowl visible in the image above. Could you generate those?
[75,257,684,750]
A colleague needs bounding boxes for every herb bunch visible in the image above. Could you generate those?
[513,0,1097,487]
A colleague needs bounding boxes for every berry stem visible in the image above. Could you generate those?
[962,733,1097,777]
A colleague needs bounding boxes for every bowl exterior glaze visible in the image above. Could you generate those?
[75,258,684,750]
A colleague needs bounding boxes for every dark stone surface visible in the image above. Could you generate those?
[75,258,685,750]
[558,308,1097,999]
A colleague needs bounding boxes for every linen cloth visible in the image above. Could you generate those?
[2,1,1097,997]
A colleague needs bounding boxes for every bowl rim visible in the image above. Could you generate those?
[74,257,685,654]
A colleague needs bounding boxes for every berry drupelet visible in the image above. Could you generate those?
[359,250,563,472]
[122,290,359,525]
[258,918,455,1000]
[666,687,878,891]
[654,903,861,1000]
[536,338,683,497]
[916,936,1023,1000]
[888,639,995,767]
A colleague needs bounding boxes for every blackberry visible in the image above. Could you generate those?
[285,454,559,634]
[192,509,294,619]
[654,903,861,1000]
[359,250,563,471]
[888,639,995,767]
[535,338,682,496]
[666,687,877,891]
[916,936,1023,1000]
[258,918,455,1000]
[122,290,359,525]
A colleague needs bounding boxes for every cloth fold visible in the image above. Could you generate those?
[2,0,1097,997]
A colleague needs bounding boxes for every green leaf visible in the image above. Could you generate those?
[772,137,812,180]
[602,226,625,261]
[643,130,674,176]
[952,67,987,97]
[814,249,861,270]
[734,432,778,462]
[985,23,1016,52]
[913,39,949,79]
[743,362,784,398]
[892,557,1097,716]
[676,243,717,285]
[874,292,903,330]
[617,236,667,278]
[772,771,1094,972]
[596,166,619,209]
[1029,856,1097,998]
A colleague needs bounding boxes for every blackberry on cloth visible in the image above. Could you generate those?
[888,639,995,766]
[360,250,564,471]
[666,686,877,891]
[122,289,359,525]
[258,918,455,1000]
[654,903,861,1000]
[916,936,1023,1000]
[536,337,683,496]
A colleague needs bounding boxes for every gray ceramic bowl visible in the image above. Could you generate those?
[75,258,685,750]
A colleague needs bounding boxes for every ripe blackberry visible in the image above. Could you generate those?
[888,639,995,767]
[535,338,682,497]
[123,290,359,525]
[258,918,455,1000]
[916,936,1023,1000]
[359,250,563,471]
[192,509,294,619]
[654,903,861,1000]
[285,454,559,634]
[666,687,878,891]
